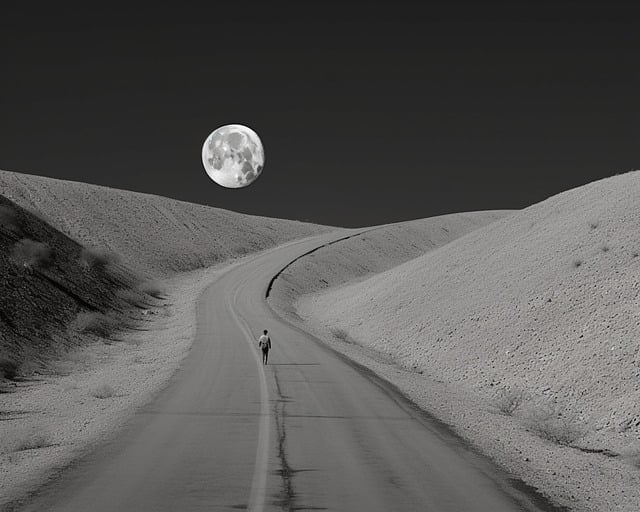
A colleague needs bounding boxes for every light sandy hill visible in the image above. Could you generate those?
[0,170,329,275]
[271,211,510,318]
[299,171,640,439]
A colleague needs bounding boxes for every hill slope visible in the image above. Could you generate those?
[0,170,330,275]
[0,195,147,378]
[0,169,329,379]
[299,171,640,436]
[271,211,510,317]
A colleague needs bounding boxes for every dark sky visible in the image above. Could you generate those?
[0,2,638,227]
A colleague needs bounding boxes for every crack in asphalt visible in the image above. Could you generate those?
[272,366,296,511]
[264,233,570,512]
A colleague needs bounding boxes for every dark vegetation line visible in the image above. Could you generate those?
[264,229,375,299]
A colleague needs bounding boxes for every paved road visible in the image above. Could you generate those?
[17,232,561,512]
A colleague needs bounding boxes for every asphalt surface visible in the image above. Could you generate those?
[16,232,562,512]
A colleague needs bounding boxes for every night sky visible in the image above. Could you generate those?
[0,2,638,227]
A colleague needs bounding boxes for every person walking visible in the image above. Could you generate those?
[258,329,271,365]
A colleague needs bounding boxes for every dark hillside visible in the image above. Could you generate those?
[0,195,151,380]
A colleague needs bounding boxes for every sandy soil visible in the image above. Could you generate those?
[271,211,509,319]
[292,313,639,512]
[272,175,640,511]
[0,265,220,510]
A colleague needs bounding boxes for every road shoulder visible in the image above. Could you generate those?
[0,266,218,510]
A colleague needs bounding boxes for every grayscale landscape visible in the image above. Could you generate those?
[2,169,639,511]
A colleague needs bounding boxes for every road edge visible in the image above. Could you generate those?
[263,235,569,512]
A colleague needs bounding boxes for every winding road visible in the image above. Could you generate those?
[17,232,562,512]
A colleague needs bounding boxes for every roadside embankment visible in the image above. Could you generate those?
[269,176,640,512]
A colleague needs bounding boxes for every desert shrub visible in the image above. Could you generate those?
[572,259,583,268]
[520,401,585,446]
[330,327,352,344]
[137,280,167,299]
[11,239,52,269]
[79,247,122,270]
[0,359,19,380]
[15,433,50,451]
[92,384,115,399]
[495,387,528,416]
[589,221,599,229]
[601,245,610,253]
[0,205,19,232]
[74,311,120,339]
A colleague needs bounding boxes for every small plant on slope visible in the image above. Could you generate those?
[92,384,116,399]
[495,387,528,416]
[519,401,586,446]
[79,247,122,270]
[11,239,52,269]
[330,327,352,343]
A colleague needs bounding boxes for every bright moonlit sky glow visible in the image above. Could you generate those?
[0,2,638,227]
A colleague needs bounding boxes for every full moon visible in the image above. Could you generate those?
[201,124,265,189]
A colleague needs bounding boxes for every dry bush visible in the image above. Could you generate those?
[11,239,52,269]
[0,359,19,380]
[330,327,351,343]
[137,280,167,299]
[79,247,122,270]
[74,311,120,339]
[0,205,19,232]
[495,387,528,416]
[519,401,586,446]
[92,383,115,399]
